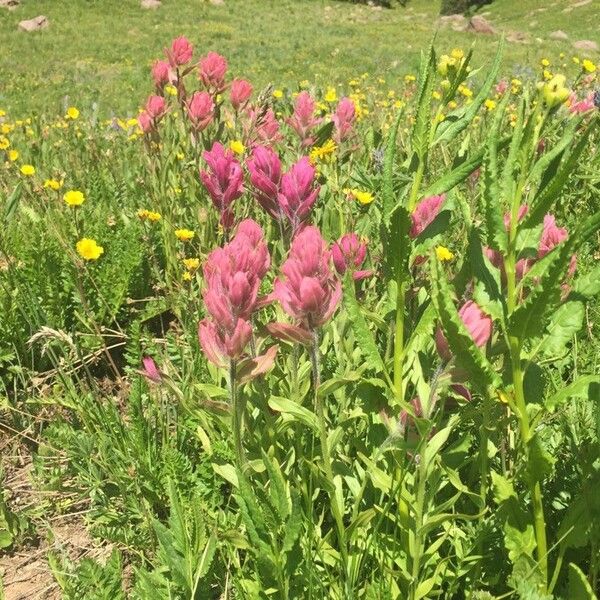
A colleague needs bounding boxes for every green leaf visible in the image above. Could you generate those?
[539,300,584,358]
[545,375,600,412]
[510,211,600,339]
[318,372,361,398]
[268,397,319,432]
[382,109,404,218]
[430,258,500,394]
[491,471,517,504]
[433,39,503,146]
[573,265,600,298]
[481,92,512,252]
[568,563,598,600]
[525,119,598,226]
[312,120,335,148]
[526,434,555,485]
[411,40,437,160]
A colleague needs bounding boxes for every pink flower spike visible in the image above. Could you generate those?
[141,356,162,383]
[410,195,445,238]
[331,233,368,277]
[287,91,322,147]
[138,111,153,134]
[568,92,595,114]
[200,142,244,226]
[186,91,215,131]
[145,95,167,120]
[332,97,356,143]
[503,204,528,231]
[166,36,193,68]
[152,60,172,88]
[246,145,282,219]
[230,79,253,111]
[273,226,341,328]
[436,300,492,361]
[539,214,568,258]
[278,157,320,232]
[199,51,228,92]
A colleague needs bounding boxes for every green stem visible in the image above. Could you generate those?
[410,435,429,600]
[505,174,549,590]
[407,156,426,213]
[393,279,407,403]
[309,330,351,598]
[229,360,246,471]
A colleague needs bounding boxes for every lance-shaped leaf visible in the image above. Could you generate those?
[382,109,404,218]
[568,563,598,600]
[510,211,600,340]
[343,275,389,381]
[545,375,600,412]
[411,40,437,161]
[482,91,512,252]
[430,258,500,395]
[525,118,598,227]
[433,39,503,146]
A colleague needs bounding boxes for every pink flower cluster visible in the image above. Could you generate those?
[198,220,270,366]
[287,92,323,147]
[246,148,321,234]
[332,233,372,280]
[273,227,342,330]
[199,143,244,229]
[485,208,576,284]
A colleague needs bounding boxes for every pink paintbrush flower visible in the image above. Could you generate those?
[186,91,215,131]
[199,51,228,92]
[230,79,253,111]
[246,145,282,219]
[331,233,372,280]
[410,195,446,238]
[287,91,322,147]
[165,36,193,68]
[273,226,341,329]
[278,157,320,233]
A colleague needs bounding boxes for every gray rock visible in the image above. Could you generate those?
[18,15,49,32]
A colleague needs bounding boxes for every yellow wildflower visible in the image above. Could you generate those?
[324,87,338,103]
[0,136,9,150]
[183,257,200,271]
[436,246,454,261]
[299,79,310,88]
[451,48,464,60]
[76,238,104,261]
[175,228,195,241]
[404,74,416,84]
[165,84,178,96]
[484,99,497,111]
[229,140,245,155]
[538,74,570,108]
[432,91,442,100]
[448,100,458,109]
[126,117,139,127]
[458,85,473,98]
[438,55,454,76]
[182,271,192,281]
[346,189,374,205]
[540,58,550,68]
[543,69,553,81]
[137,209,161,222]
[20,164,35,176]
[272,89,283,99]
[582,59,596,73]
[65,106,80,120]
[44,178,63,190]
[64,190,85,206]
[309,139,337,164]
[8,149,19,162]
[572,56,580,65]
[0,109,5,117]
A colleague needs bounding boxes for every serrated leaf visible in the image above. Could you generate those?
[545,375,600,412]
[430,258,500,394]
[433,39,503,146]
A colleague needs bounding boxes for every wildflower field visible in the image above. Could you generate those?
[1,1,600,599]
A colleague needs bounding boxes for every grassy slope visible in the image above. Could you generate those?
[0,0,598,116]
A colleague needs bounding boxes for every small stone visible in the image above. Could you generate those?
[506,31,530,44]
[18,15,49,32]
[439,14,468,32]
[209,0,224,4]
[468,15,496,35]
[141,0,161,7]
[573,39,599,52]
[549,30,569,40]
